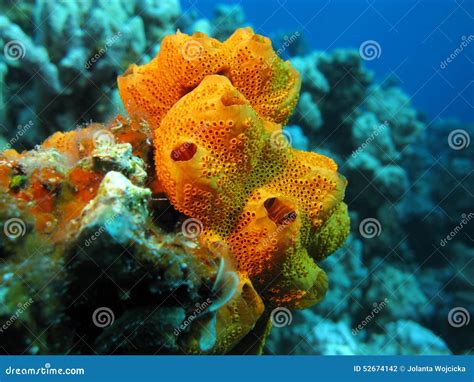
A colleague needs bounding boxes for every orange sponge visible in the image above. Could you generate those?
[118,28,300,131]
[223,28,301,125]
[155,73,347,309]
[119,28,349,310]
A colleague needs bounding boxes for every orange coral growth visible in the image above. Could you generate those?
[0,119,155,238]
[154,75,270,232]
[183,271,265,354]
[118,31,226,130]
[222,28,300,125]
[140,34,348,309]
[118,27,300,131]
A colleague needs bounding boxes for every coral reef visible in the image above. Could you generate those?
[0,28,349,354]
[1,0,471,356]
[266,46,473,355]
[0,0,181,146]
[0,119,264,354]
[265,310,451,355]
[180,4,247,42]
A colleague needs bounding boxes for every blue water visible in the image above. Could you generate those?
[182,0,474,123]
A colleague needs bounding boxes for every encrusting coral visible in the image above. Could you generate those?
[0,28,349,354]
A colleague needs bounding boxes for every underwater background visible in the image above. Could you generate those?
[0,0,472,355]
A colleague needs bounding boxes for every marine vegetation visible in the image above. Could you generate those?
[0,28,349,354]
